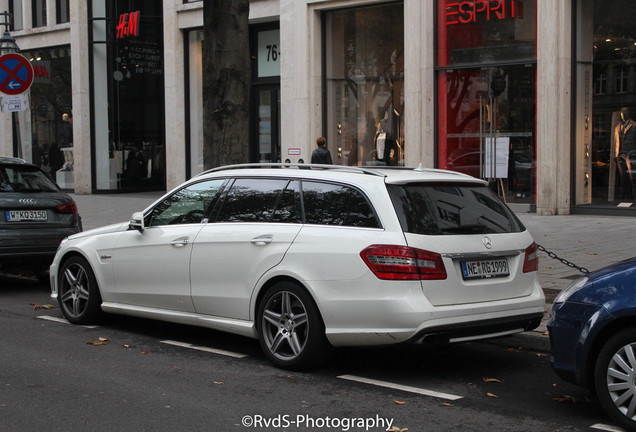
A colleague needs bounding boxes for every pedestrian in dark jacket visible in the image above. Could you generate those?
[311,137,333,164]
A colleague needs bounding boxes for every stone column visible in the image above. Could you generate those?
[70,0,91,193]
[536,0,573,215]
[404,0,436,168]
[163,1,186,190]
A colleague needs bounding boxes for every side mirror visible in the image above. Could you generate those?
[129,212,145,232]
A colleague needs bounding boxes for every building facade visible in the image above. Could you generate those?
[0,0,634,215]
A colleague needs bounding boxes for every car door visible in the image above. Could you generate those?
[111,179,226,312]
[190,178,302,320]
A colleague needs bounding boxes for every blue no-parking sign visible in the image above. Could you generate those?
[0,53,34,95]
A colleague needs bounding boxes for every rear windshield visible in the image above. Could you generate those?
[388,183,525,235]
[0,165,60,193]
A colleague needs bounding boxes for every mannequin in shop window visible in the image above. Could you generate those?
[614,107,635,199]
[374,120,398,166]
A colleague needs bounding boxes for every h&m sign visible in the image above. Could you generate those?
[445,1,524,26]
[116,11,140,39]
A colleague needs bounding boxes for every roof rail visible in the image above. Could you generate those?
[197,163,387,177]
[0,156,27,164]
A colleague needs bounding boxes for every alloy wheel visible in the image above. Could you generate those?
[261,290,309,361]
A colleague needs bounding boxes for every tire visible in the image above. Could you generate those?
[257,281,332,370]
[57,256,103,325]
[594,327,636,431]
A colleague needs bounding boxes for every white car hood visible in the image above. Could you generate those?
[67,222,130,240]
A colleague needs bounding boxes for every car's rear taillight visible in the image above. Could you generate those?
[523,242,538,273]
[57,201,78,214]
[360,245,447,280]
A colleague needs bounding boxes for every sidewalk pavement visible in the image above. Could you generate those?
[71,192,636,352]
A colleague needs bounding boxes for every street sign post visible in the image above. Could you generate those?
[0,53,34,95]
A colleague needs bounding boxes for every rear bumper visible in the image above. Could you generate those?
[407,312,543,344]
[320,278,545,346]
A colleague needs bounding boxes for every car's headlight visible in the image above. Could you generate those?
[554,276,589,304]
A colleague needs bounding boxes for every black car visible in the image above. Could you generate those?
[0,157,82,282]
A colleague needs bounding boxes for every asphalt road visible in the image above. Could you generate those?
[0,274,624,432]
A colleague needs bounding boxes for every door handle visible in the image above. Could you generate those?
[171,237,190,248]
[250,235,273,245]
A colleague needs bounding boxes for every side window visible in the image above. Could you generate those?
[302,181,380,228]
[271,180,302,223]
[148,179,225,227]
[216,178,289,223]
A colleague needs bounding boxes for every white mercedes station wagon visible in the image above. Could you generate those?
[50,164,544,369]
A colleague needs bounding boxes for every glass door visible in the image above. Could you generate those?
[252,86,280,163]
[440,64,536,204]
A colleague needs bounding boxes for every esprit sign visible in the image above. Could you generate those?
[445,1,523,26]
[116,10,140,39]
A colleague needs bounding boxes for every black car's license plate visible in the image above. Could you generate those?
[6,210,48,222]
[461,258,509,280]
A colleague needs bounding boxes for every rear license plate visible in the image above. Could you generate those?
[6,210,48,222]
[461,258,509,280]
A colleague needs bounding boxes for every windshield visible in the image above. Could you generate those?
[388,183,525,235]
[0,165,60,193]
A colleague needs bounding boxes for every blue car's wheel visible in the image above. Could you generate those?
[595,327,636,431]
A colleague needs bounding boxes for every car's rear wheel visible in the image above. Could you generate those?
[594,327,636,431]
[257,281,331,370]
[58,256,102,324]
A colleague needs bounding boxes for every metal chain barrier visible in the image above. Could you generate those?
[537,244,590,275]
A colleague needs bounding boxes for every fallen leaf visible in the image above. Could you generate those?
[213,381,223,385]
[387,428,408,432]
[98,337,109,342]
[552,383,558,388]
[486,393,498,398]
[30,303,55,310]
[123,344,131,349]
[482,377,502,383]
[441,403,454,407]
[140,351,149,354]
[393,399,408,405]
[87,339,109,346]
[542,331,549,336]
[554,395,578,403]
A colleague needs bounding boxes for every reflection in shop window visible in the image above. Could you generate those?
[615,67,628,94]
[595,72,607,95]
[324,4,404,167]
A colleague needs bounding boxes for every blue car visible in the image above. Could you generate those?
[549,258,636,431]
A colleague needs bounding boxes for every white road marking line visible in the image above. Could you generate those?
[338,374,463,401]
[160,340,248,359]
[36,315,99,329]
[591,424,625,432]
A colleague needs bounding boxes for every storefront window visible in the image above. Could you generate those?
[324,4,404,166]
[584,0,636,206]
[17,47,72,184]
[90,0,165,191]
[437,0,537,205]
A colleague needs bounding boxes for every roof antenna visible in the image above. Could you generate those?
[414,162,424,171]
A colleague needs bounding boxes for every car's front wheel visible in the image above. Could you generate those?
[58,256,103,325]
[595,327,636,431]
[257,281,331,370]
